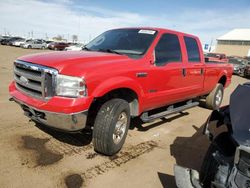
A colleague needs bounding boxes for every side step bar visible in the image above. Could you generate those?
[140,101,199,122]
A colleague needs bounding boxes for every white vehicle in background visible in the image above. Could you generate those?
[13,38,29,47]
[65,43,84,51]
[22,39,46,49]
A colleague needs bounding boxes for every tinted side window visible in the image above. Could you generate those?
[184,36,201,62]
[155,33,182,66]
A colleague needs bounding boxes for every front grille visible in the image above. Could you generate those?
[14,60,58,100]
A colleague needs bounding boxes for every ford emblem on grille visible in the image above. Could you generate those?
[20,76,29,85]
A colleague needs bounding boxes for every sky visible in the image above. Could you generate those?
[1,0,250,44]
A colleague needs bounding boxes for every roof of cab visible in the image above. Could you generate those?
[112,27,199,39]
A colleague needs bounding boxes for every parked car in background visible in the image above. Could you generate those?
[228,57,247,76]
[175,83,250,188]
[45,40,54,48]
[20,39,33,48]
[48,42,69,50]
[22,39,46,49]
[1,37,11,45]
[7,37,24,46]
[9,27,233,155]
[1,37,23,45]
[13,38,26,47]
[0,36,11,43]
[243,61,250,78]
[205,53,228,63]
[65,43,84,51]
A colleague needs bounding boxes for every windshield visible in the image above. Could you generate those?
[85,29,157,57]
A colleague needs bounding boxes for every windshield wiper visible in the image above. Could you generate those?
[82,46,91,51]
[98,48,122,55]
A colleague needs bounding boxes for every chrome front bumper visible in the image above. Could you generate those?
[10,97,88,132]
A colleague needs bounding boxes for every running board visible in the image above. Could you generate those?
[140,101,199,122]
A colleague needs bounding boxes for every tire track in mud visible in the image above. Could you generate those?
[81,140,158,181]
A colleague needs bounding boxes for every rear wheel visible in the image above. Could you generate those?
[28,45,32,49]
[93,99,130,155]
[205,83,224,110]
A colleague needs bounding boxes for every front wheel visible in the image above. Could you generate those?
[205,83,224,110]
[93,99,130,155]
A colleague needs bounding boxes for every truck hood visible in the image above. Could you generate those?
[17,51,132,76]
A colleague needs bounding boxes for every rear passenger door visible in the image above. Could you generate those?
[183,36,205,96]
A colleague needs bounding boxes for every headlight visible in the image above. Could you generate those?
[56,74,87,98]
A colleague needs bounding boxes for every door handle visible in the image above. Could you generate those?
[201,68,204,75]
[182,68,187,77]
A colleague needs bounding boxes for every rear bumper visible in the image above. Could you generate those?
[11,97,88,132]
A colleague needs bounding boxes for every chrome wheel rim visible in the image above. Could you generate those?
[215,89,222,106]
[113,112,128,144]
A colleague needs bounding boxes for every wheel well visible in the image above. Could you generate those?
[102,88,139,116]
[218,76,226,87]
[86,88,139,127]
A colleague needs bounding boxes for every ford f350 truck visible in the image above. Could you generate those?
[9,28,233,155]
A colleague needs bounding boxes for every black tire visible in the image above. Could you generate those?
[93,99,130,155]
[200,132,235,188]
[28,45,32,49]
[41,46,45,50]
[205,83,224,110]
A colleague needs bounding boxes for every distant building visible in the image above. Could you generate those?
[215,29,250,57]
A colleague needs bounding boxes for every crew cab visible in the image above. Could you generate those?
[9,28,233,155]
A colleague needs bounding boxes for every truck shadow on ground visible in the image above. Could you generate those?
[158,124,210,188]
[34,123,92,147]
[33,111,189,147]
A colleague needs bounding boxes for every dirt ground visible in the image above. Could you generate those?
[0,45,248,188]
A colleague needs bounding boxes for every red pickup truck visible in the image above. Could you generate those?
[9,28,233,155]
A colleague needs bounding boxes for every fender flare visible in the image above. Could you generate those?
[91,76,145,111]
[217,71,227,85]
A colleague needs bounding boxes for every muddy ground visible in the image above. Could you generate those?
[0,45,247,188]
